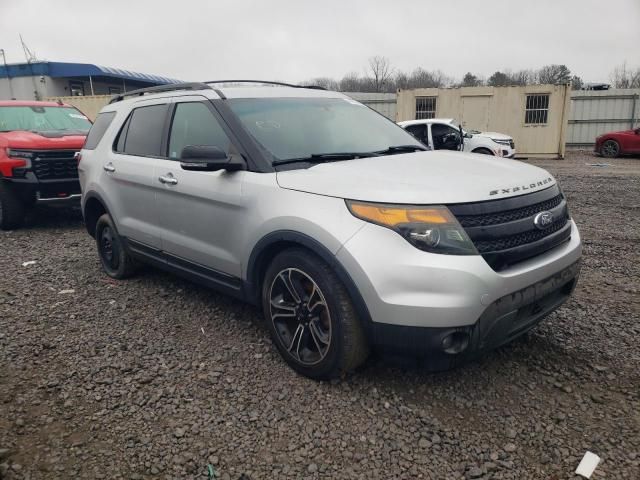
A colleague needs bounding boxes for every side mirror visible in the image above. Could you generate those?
[635,128,640,135]
[179,145,244,172]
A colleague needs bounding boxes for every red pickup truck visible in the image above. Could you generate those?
[0,100,91,229]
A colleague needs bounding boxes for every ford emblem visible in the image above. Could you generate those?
[533,211,554,230]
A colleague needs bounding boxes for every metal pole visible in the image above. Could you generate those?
[89,75,95,96]
[0,49,15,99]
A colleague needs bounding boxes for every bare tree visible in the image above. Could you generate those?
[395,71,410,90]
[537,64,572,85]
[508,69,536,86]
[408,68,450,88]
[300,77,339,90]
[610,62,640,88]
[339,72,362,92]
[368,56,393,92]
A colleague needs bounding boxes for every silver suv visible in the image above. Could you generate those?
[79,81,582,379]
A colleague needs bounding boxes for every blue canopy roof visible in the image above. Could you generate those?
[0,61,180,85]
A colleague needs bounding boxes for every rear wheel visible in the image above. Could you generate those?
[95,213,137,279]
[262,249,369,379]
[0,183,26,230]
[600,140,620,158]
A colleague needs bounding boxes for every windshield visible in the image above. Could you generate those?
[0,106,92,134]
[227,97,423,162]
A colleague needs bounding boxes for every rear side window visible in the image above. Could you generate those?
[84,112,115,150]
[120,104,168,157]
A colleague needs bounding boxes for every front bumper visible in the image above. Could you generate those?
[336,220,582,360]
[2,172,81,205]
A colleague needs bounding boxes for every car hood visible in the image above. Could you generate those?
[276,150,555,204]
[476,131,513,141]
[0,130,86,149]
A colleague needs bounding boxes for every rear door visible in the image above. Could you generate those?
[105,100,169,249]
[154,97,247,280]
[405,124,430,148]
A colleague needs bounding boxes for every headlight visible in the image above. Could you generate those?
[346,201,478,255]
[492,139,512,146]
[6,148,33,167]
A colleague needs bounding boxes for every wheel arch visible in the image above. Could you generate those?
[83,191,110,238]
[472,147,494,155]
[245,230,373,329]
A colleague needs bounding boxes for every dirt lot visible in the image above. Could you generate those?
[1,151,638,480]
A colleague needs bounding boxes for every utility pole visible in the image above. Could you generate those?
[0,49,15,99]
[20,34,41,100]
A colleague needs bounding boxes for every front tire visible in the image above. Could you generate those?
[95,213,137,279]
[0,183,26,230]
[262,249,369,379]
[600,140,620,158]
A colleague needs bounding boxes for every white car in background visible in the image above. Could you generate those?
[398,118,516,158]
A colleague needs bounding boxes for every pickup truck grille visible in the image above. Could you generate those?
[27,150,79,180]
[449,185,571,271]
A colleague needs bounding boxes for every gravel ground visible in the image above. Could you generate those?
[1,151,638,480]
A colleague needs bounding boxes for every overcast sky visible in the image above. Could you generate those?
[1,0,639,84]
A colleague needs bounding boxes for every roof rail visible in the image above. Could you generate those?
[108,82,212,104]
[203,80,326,90]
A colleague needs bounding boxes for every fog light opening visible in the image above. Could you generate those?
[441,332,470,355]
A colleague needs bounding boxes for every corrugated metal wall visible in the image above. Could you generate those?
[344,92,397,120]
[567,89,640,147]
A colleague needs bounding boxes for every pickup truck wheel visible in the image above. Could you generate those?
[0,183,26,230]
[472,148,494,155]
[600,140,620,158]
[262,249,370,380]
[95,213,137,279]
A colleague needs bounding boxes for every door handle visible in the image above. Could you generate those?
[159,174,178,185]
[103,163,116,173]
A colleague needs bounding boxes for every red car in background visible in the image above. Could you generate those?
[595,127,640,158]
[0,100,91,229]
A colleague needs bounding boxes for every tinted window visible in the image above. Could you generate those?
[114,114,132,153]
[405,124,428,146]
[84,112,115,150]
[123,104,168,156]
[168,102,231,159]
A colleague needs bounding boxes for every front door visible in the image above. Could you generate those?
[154,98,247,279]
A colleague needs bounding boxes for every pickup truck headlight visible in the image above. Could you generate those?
[6,148,33,167]
[346,201,478,255]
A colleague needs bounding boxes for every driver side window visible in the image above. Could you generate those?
[168,102,231,159]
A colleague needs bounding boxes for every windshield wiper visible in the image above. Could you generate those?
[374,144,428,155]
[273,151,379,166]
